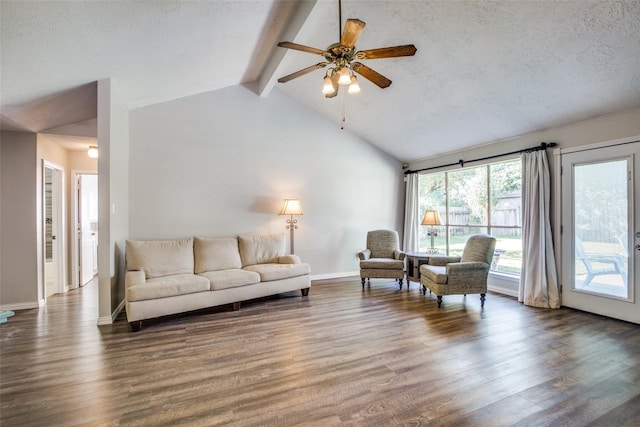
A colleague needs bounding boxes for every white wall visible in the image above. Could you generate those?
[409,107,640,172]
[129,85,405,277]
[97,79,129,323]
[0,131,38,308]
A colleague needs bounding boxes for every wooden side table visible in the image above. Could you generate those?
[405,252,431,285]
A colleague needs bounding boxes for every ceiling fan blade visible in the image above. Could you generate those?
[357,44,417,59]
[340,19,365,48]
[278,63,328,83]
[277,41,326,56]
[351,62,392,88]
[325,72,340,98]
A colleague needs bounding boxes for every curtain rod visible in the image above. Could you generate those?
[404,142,557,175]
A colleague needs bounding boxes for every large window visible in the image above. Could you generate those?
[418,159,522,275]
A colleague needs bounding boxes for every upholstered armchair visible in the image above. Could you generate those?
[358,230,406,289]
[420,234,496,307]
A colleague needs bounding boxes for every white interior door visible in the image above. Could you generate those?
[79,174,98,285]
[43,162,64,297]
[561,140,639,323]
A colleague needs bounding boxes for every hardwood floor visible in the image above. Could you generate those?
[1,277,639,426]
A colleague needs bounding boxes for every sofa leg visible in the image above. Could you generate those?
[361,277,365,289]
[422,285,426,296]
[398,278,403,289]
[437,296,443,308]
[232,302,241,311]
[130,321,142,332]
[480,293,486,307]
[301,288,310,297]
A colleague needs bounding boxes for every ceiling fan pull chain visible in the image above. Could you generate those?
[341,88,346,130]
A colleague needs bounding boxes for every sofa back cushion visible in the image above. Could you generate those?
[238,233,285,267]
[126,238,194,279]
[194,237,242,274]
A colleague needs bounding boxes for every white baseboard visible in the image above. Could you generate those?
[311,271,359,281]
[97,298,126,325]
[97,316,112,325]
[0,301,40,311]
[488,284,519,298]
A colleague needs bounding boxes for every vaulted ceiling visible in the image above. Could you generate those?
[2,1,639,162]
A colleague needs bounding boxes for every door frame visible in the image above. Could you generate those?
[42,160,66,298]
[553,135,639,321]
[71,170,98,289]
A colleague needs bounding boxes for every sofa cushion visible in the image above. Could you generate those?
[126,238,194,279]
[359,258,405,270]
[421,265,448,284]
[127,274,210,301]
[198,269,260,291]
[243,263,311,282]
[194,237,242,274]
[238,233,285,267]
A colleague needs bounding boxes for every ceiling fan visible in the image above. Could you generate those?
[276,0,417,98]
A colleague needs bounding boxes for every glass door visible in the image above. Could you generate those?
[561,141,639,323]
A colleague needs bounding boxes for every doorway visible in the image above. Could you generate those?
[72,172,99,288]
[561,139,639,323]
[43,161,64,298]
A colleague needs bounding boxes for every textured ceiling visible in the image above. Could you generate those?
[1,1,639,162]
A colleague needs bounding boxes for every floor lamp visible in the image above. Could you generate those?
[421,210,441,254]
[279,199,304,254]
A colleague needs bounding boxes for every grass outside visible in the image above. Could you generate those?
[418,236,627,276]
[419,234,522,275]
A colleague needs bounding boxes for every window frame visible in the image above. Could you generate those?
[417,157,522,276]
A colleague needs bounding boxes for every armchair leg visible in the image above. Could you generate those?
[361,277,365,289]
[480,293,486,307]
[437,295,443,308]
[398,278,403,289]
[422,285,426,296]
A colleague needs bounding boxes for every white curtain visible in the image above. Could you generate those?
[519,150,560,308]
[403,173,419,252]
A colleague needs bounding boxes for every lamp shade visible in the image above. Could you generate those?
[421,210,441,225]
[279,199,304,215]
[322,76,335,94]
[338,67,351,85]
[348,75,360,94]
[87,145,99,158]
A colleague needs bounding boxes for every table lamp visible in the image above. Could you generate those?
[421,210,441,254]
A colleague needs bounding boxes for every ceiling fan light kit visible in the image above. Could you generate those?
[348,75,360,94]
[322,75,335,94]
[276,1,417,99]
[338,66,351,85]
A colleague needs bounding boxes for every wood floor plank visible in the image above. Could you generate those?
[1,276,639,426]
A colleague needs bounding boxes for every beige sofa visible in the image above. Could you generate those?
[125,233,311,331]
